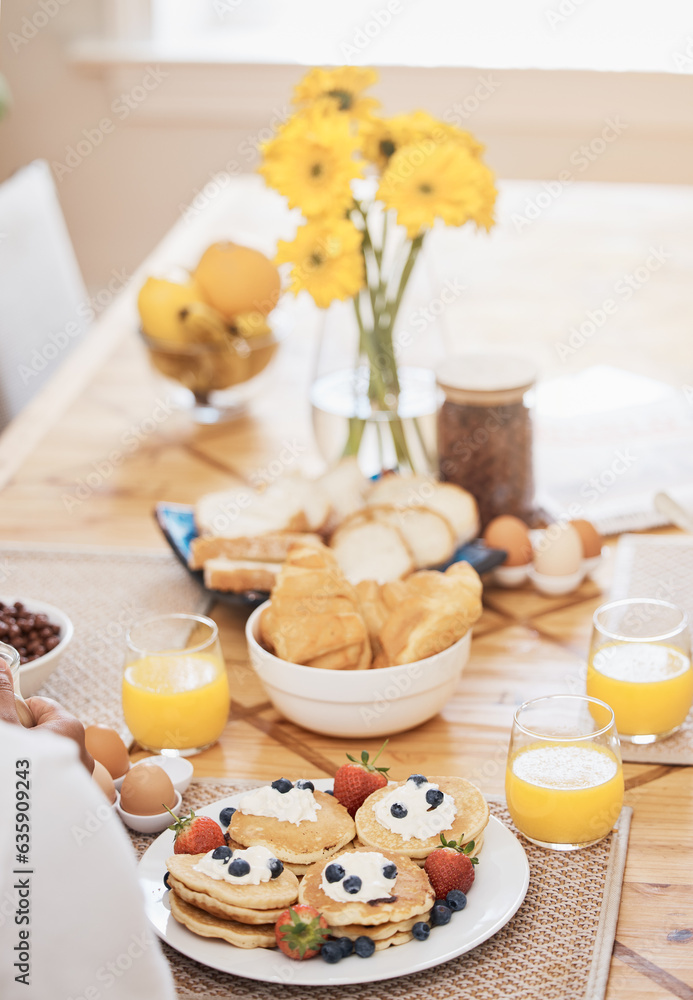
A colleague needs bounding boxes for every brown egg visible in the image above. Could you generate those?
[92,760,116,804]
[85,725,130,779]
[120,763,178,816]
[570,519,603,559]
[483,516,532,567]
[533,524,583,576]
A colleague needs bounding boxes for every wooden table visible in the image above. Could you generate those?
[2,176,692,999]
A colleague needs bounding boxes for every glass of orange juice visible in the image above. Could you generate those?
[506,694,624,850]
[123,614,230,756]
[587,598,692,744]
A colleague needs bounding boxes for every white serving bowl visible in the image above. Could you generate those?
[245,601,472,738]
[0,596,74,697]
[116,789,183,834]
[136,754,194,796]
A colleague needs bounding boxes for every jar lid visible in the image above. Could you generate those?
[436,354,537,405]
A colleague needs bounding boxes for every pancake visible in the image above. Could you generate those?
[328,914,425,940]
[166,853,299,909]
[169,891,276,948]
[230,790,356,864]
[168,876,287,924]
[298,847,434,926]
[355,776,489,859]
[374,930,413,950]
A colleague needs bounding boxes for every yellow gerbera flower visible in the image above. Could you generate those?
[260,107,363,218]
[293,66,380,120]
[377,141,497,239]
[276,219,365,309]
[362,111,484,171]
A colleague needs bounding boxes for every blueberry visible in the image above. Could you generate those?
[382,863,398,880]
[446,889,467,911]
[212,846,232,862]
[325,863,345,883]
[271,778,293,794]
[343,875,362,894]
[354,936,375,958]
[408,774,427,785]
[435,898,449,908]
[325,789,334,796]
[163,871,171,890]
[336,937,354,957]
[412,921,430,941]
[267,858,284,879]
[425,788,444,808]
[390,802,408,819]
[228,858,251,877]
[321,941,343,964]
[219,806,236,827]
[296,780,314,792]
[430,903,452,926]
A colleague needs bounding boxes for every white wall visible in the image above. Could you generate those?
[2,0,693,292]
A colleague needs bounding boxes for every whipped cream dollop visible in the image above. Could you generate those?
[193,845,278,885]
[238,782,322,826]
[373,776,456,841]
[321,851,397,904]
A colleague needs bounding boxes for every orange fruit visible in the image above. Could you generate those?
[194,242,280,319]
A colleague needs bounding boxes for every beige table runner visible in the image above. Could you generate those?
[131,779,632,1000]
[0,542,211,739]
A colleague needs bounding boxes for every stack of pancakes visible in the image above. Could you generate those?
[228,790,356,875]
[166,854,300,949]
[298,847,435,950]
[355,776,490,864]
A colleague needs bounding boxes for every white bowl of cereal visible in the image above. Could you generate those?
[0,597,74,697]
[245,601,472,738]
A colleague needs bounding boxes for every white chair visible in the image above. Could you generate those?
[0,160,89,429]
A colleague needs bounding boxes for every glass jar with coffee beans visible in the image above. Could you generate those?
[436,354,537,529]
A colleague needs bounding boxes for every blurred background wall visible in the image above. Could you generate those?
[2,0,693,292]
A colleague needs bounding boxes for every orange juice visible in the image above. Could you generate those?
[587,642,693,737]
[505,742,624,846]
[122,652,230,751]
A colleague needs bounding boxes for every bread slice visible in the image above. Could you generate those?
[330,512,414,585]
[194,477,331,540]
[368,475,479,545]
[368,504,456,569]
[318,457,370,531]
[189,532,321,570]
[203,557,280,593]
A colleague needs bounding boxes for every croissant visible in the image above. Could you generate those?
[260,542,371,670]
[375,562,482,667]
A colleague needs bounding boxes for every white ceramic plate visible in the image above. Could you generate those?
[139,779,530,986]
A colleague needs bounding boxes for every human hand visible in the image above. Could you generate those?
[0,661,94,773]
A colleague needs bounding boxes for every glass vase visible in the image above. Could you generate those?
[310,299,442,478]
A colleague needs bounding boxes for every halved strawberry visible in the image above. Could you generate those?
[275,905,328,960]
[423,834,478,898]
[166,808,226,855]
[333,740,390,818]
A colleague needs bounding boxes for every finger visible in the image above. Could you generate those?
[0,661,20,726]
[26,697,94,773]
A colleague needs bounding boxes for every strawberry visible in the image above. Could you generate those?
[423,834,478,898]
[333,740,390,818]
[275,905,328,960]
[166,808,226,855]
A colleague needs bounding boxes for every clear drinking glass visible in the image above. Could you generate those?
[587,598,692,744]
[505,694,624,850]
[1,641,34,728]
[123,614,230,756]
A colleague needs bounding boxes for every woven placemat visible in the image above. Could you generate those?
[131,779,632,1000]
[0,542,211,739]
[611,533,693,764]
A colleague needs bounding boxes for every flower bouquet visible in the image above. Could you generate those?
[259,67,497,473]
